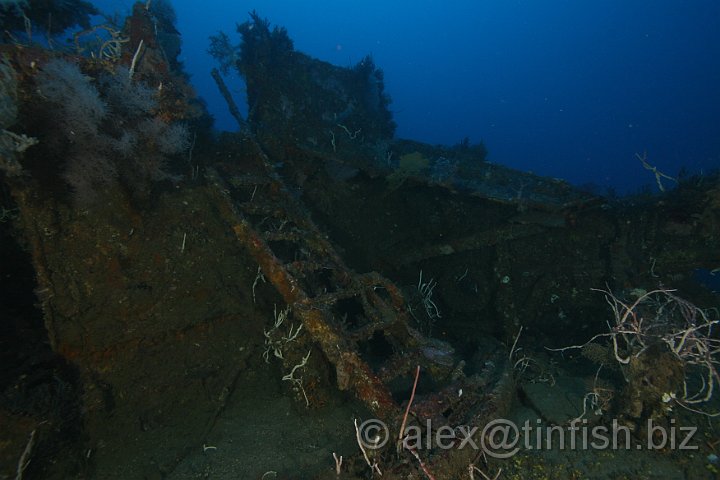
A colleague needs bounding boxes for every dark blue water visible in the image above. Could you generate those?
[94,0,720,194]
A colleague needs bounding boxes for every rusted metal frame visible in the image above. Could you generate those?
[241,208,355,292]
[355,288,398,332]
[309,279,410,345]
[209,167,402,417]
[359,271,412,314]
[358,274,419,345]
[294,303,399,418]
[231,220,400,418]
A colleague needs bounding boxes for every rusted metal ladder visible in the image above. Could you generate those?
[207,151,419,419]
